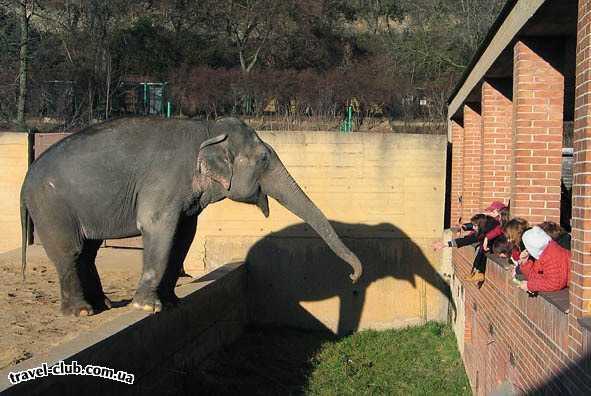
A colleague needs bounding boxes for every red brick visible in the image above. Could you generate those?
[511,40,564,224]
[463,105,482,217]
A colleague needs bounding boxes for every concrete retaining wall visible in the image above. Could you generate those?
[1,128,450,335]
[0,128,452,392]
[203,131,450,334]
[190,131,446,273]
[0,133,28,253]
[0,263,247,395]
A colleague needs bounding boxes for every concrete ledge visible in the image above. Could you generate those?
[0,262,247,395]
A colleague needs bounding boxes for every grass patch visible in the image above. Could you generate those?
[186,322,469,395]
[306,322,470,395]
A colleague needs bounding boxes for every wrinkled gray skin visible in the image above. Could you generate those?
[20,117,363,316]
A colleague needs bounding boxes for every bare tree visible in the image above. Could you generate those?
[207,0,286,73]
[0,0,37,129]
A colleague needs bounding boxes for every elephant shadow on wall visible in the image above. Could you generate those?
[245,221,454,336]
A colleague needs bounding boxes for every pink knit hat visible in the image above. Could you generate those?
[485,201,507,212]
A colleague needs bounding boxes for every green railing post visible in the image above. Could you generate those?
[167,101,172,118]
[340,104,353,133]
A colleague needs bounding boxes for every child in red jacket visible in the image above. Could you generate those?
[518,226,571,293]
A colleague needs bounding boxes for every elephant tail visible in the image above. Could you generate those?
[20,194,29,282]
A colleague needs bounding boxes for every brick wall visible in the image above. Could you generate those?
[571,0,591,359]
[511,39,564,224]
[450,120,464,224]
[463,104,483,218]
[452,248,591,394]
[481,80,512,207]
[446,2,591,391]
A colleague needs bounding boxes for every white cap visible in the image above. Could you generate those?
[522,226,552,259]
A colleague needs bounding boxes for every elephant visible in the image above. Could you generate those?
[20,117,363,316]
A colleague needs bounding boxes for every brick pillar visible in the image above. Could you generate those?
[511,39,564,224]
[462,104,482,219]
[450,120,464,225]
[570,0,591,359]
[481,80,512,208]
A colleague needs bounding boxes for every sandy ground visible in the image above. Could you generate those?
[0,245,194,370]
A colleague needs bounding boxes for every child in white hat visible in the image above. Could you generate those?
[517,226,570,293]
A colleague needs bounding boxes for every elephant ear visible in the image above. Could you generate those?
[256,191,270,218]
[197,134,232,191]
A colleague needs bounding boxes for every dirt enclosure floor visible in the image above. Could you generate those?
[0,245,194,370]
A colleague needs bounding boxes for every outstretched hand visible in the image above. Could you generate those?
[432,241,447,251]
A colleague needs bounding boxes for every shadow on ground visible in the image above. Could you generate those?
[180,326,335,395]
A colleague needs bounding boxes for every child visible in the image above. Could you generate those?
[433,214,501,282]
[484,201,510,224]
[502,218,530,265]
[482,201,509,252]
[517,226,571,293]
[491,235,511,258]
[539,221,571,250]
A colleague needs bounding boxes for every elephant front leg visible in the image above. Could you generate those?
[159,215,198,304]
[132,219,178,313]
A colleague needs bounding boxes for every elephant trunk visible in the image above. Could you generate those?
[260,158,363,283]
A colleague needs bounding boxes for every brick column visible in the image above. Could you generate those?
[481,80,513,208]
[462,104,482,219]
[511,39,564,224]
[450,120,464,225]
[570,0,591,359]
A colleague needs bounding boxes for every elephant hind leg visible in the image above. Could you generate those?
[35,220,99,317]
[39,237,92,316]
[78,239,112,312]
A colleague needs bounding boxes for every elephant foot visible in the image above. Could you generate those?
[61,299,95,317]
[132,291,163,313]
[104,296,112,309]
[88,294,112,312]
[161,292,181,307]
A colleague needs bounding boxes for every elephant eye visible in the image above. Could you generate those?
[260,152,269,163]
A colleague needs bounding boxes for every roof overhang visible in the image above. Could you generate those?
[448,0,580,125]
[448,0,545,119]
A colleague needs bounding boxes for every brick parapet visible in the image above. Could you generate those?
[451,247,591,394]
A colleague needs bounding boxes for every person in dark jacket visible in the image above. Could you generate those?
[433,214,501,282]
[538,221,571,250]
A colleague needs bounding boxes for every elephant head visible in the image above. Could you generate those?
[194,117,363,283]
